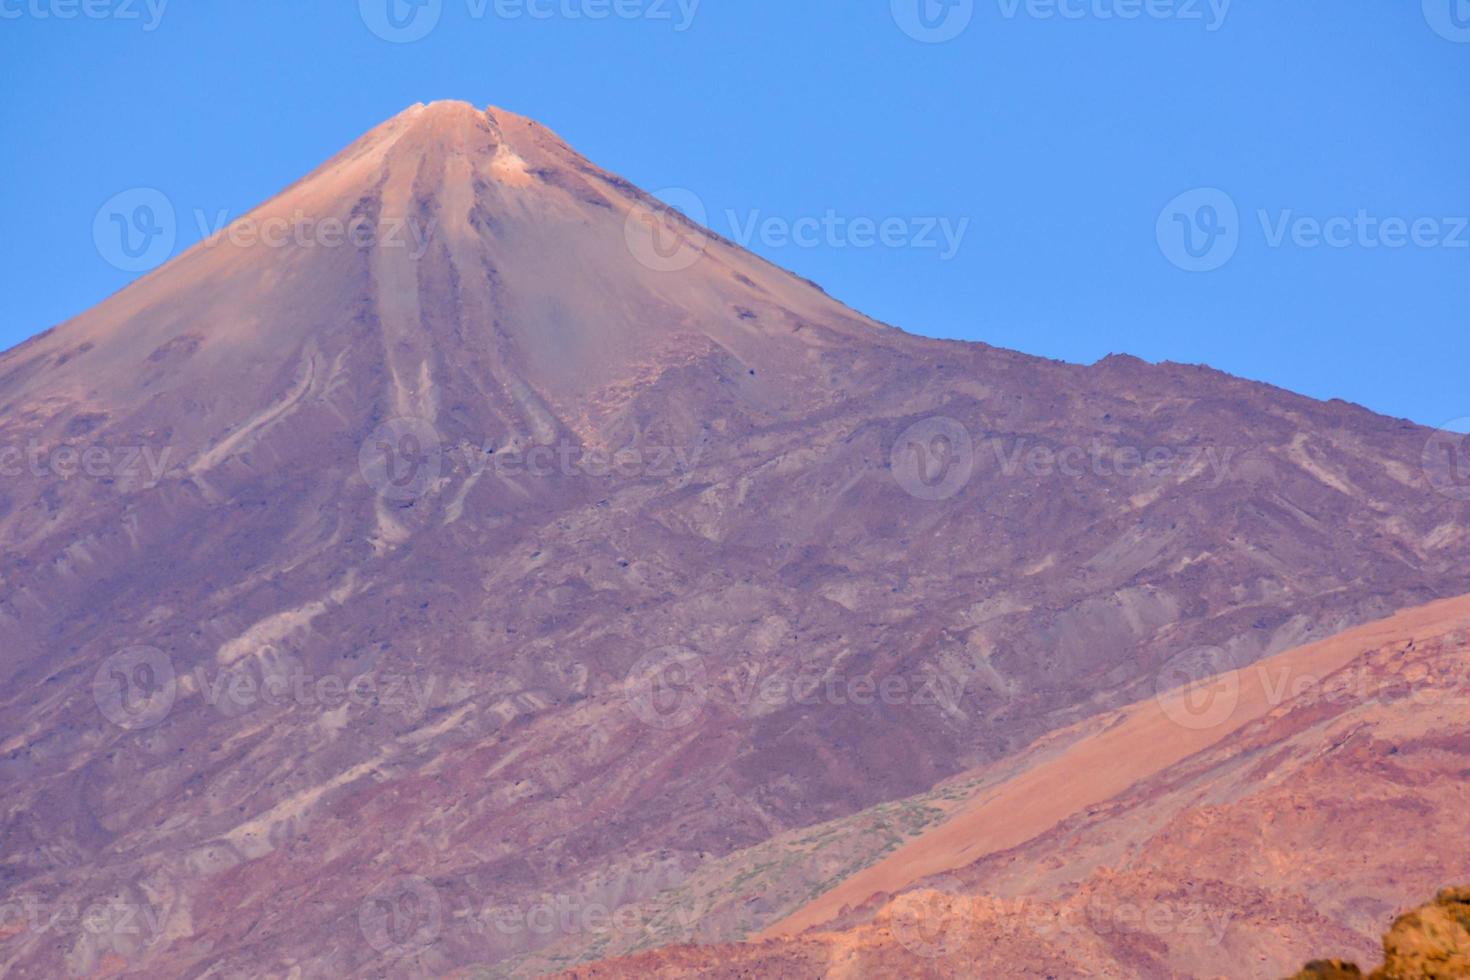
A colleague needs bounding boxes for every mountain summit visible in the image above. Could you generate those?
[11,100,892,457]
[2,104,1467,976]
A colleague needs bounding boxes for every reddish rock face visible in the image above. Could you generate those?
[1,101,1468,977]
[567,600,1470,979]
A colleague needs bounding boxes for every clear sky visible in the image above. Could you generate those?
[2,1,1466,428]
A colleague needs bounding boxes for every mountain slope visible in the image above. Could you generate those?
[1,101,1467,977]
[568,595,1470,978]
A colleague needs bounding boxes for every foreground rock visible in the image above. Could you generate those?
[1290,887,1470,979]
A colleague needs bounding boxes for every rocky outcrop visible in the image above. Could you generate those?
[1290,887,1470,979]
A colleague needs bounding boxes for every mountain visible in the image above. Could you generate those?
[1,100,1467,977]
[565,596,1470,978]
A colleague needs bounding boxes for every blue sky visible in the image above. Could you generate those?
[2,1,1466,428]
